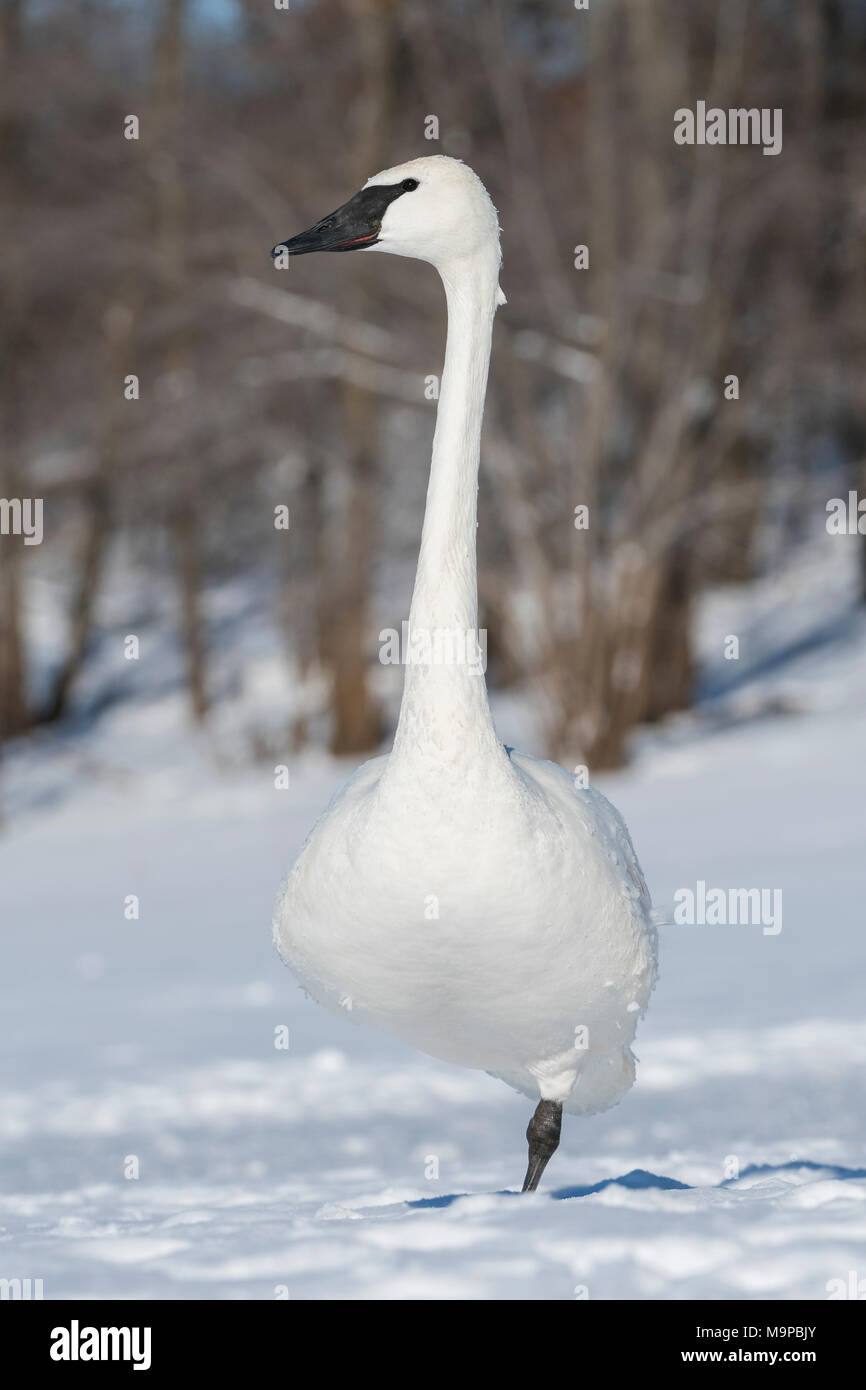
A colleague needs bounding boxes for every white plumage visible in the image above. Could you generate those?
[272,156,657,1183]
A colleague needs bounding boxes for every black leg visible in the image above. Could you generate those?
[521,1098,562,1192]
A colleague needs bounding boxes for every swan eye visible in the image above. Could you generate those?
[401,178,419,192]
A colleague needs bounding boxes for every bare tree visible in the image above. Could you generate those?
[0,0,29,746]
[0,0,862,780]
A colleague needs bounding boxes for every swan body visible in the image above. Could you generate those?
[271,157,657,1180]
[278,746,654,1115]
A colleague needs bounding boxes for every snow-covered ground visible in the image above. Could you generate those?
[1,535,865,1300]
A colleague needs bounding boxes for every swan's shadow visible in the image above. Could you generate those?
[552,1168,691,1200]
[721,1159,866,1185]
[408,1160,866,1208]
[408,1169,688,1207]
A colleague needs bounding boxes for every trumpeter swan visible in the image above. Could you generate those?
[271,156,657,1192]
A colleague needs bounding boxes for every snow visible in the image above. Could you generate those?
[1,533,865,1300]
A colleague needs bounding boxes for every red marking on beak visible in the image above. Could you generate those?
[335,231,379,248]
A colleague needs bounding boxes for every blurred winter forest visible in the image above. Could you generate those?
[1,0,864,786]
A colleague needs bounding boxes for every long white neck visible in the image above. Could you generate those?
[383,243,512,789]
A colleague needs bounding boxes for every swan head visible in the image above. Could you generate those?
[271,156,502,275]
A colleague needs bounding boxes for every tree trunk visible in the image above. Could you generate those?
[151,0,209,722]
[324,0,399,755]
[0,0,29,744]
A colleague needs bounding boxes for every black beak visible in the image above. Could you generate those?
[271,181,409,259]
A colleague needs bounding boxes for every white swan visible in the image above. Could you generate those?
[271,156,657,1191]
